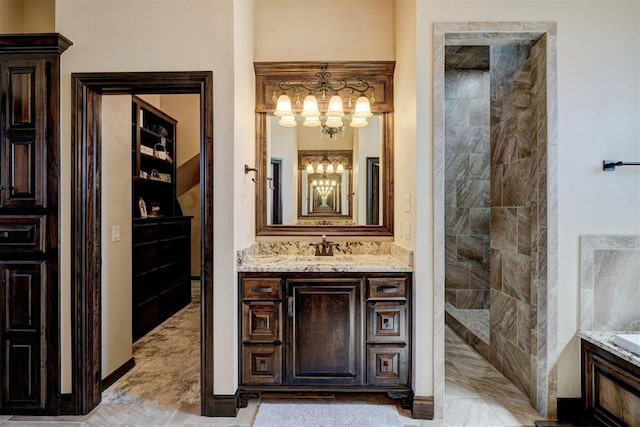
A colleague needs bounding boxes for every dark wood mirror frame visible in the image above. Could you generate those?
[254,61,395,236]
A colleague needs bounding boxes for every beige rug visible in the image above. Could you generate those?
[252,403,402,427]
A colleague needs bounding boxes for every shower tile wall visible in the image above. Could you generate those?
[489,39,547,405]
[444,67,491,313]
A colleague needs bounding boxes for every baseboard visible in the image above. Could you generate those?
[412,395,434,420]
[211,393,239,417]
[556,397,585,423]
[101,358,135,392]
[58,393,74,415]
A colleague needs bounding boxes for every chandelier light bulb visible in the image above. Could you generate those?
[325,116,344,128]
[303,115,321,127]
[336,163,344,172]
[301,95,320,117]
[354,96,373,118]
[278,114,297,127]
[316,163,324,173]
[274,95,293,117]
[326,164,334,173]
[326,95,345,117]
[350,116,368,128]
[306,164,314,173]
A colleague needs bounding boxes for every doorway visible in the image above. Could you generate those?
[68,72,215,416]
[432,22,558,418]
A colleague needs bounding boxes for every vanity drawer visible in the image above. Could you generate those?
[367,344,408,386]
[368,277,406,299]
[367,301,407,343]
[242,301,281,342]
[243,278,281,299]
[242,344,282,385]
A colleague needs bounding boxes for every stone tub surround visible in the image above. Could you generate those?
[580,235,640,331]
[578,331,640,369]
[237,241,413,272]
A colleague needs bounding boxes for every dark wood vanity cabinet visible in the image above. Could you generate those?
[239,272,411,395]
[581,339,640,426]
[132,216,192,340]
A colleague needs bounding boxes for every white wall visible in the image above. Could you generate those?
[254,0,394,61]
[356,116,383,224]
[100,95,133,379]
[269,116,297,224]
[415,0,640,400]
[159,94,202,276]
[56,0,255,396]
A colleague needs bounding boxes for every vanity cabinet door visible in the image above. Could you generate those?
[287,279,363,386]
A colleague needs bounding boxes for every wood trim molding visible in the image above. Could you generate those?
[69,72,215,416]
[412,396,434,420]
[101,358,135,392]
[211,394,239,417]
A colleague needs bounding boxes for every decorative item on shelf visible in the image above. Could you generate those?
[139,170,148,179]
[149,202,161,217]
[272,71,374,138]
[138,197,148,218]
[140,145,154,156]
[150,169,160,180]
[154,143,168,161]
[157,172,171,183]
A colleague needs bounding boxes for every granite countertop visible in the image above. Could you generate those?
[578,330,640,368]
[237,254,412,272]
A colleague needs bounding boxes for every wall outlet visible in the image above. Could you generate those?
[111,225,120,242]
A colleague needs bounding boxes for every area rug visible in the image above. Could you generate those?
[252,403,403,427]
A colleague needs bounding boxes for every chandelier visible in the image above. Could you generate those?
[272,71,374,138]
[312,178,337,196]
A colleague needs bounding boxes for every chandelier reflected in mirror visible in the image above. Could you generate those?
[272,71,374,138]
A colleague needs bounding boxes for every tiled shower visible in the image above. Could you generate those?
[444,38,548,406]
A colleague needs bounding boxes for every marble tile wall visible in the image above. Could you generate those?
[444,66,491,312]
[489,39,547,405]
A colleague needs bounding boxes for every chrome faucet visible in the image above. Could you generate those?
[310,235,339,256]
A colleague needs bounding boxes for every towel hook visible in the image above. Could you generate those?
[603,160,640,171]
[244,164,259,183]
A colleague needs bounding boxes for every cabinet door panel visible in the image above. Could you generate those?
[288,280,362,385]
[0,261,46,410]
[1,60,46,208]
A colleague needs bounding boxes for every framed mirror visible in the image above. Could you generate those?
[254,61,395,236]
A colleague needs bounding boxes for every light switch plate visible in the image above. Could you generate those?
[404,194,411,212]
[112,225,120,242]
[404,221,411,239]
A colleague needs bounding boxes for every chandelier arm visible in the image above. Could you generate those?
[276,71,374,97]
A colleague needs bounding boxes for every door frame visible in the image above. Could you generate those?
[431,22,558,418]
[68,72,214,415]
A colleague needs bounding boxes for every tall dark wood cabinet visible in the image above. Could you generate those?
[0,34,71,415]
[238,272,411,398]
[131,97,191,341]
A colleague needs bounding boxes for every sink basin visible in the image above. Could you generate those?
[613,334,640,356]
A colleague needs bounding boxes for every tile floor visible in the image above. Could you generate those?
[1,286,543,426]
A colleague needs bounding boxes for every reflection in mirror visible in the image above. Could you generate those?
[266,115,382,226]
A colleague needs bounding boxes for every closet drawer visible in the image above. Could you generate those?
[0,216,45,252]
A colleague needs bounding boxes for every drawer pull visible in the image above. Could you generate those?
[377,285,398,294]
[251,286,273,294]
